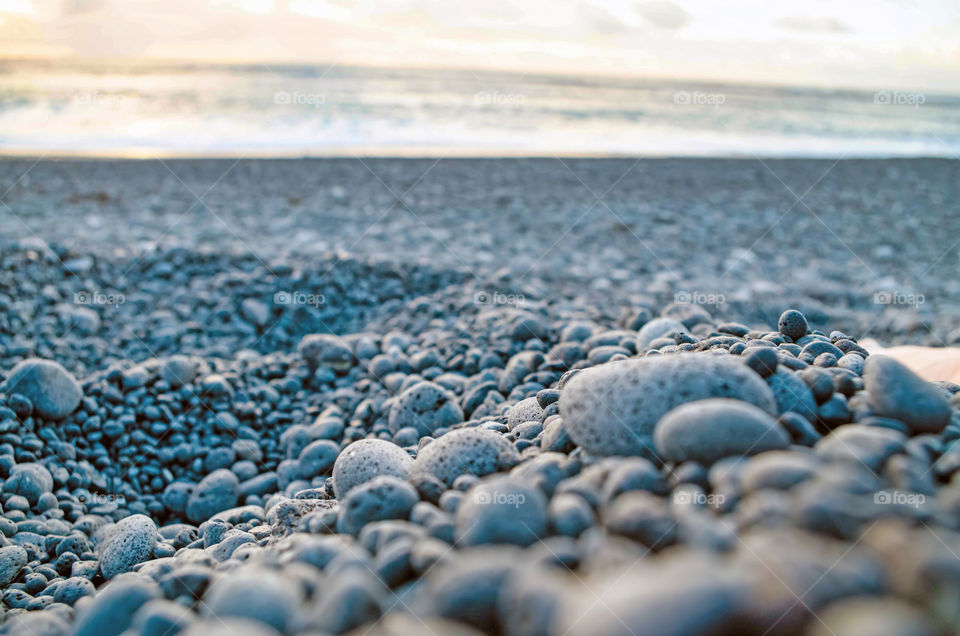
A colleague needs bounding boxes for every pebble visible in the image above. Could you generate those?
[655,398,790,464]
[411,428,520,486]
[297,439,339,479]
[743,347,778,378]
[506,396,544,430]
[160,355,197,387]
[764,367,818,421]
[455,476,548,546]
[560,354,777,456]
[636,317,688,349]
[203,567,302,633]
[2,358,82,420]
[815,425,906,472]
[0,545,27,586]
[863,355,951,434]
[97,514,158,579]
[777,309,808,340]
[332,438,414,498]
[336,475,419,535]
[3,462,53,504]
[388,380,464,436]
[72,574,161,636]
[186,469,240,524]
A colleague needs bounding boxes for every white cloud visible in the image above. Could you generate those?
[636,0,691,30]
[0,0,958,91]
[773,16,850,34]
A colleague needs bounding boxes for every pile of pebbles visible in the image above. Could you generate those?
[2,250,960,635]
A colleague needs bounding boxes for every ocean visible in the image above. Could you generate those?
[2,59,959,158]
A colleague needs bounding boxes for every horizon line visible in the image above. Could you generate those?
[4,55,959,99]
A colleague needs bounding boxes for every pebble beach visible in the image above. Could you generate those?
[1,156,960,635]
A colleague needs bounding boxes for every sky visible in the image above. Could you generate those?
[1,0,959,91]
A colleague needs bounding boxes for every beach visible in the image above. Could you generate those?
[2,157,957,369]
[3,155,960,635]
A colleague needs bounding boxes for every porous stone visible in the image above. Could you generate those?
[411,428,520,486]
[778,309,808,341]
[0,545,27,586]
[336,475,419,536]
[332,438,413,498]
[560,354,777,456]
[388,380,464,436]
[97,514,159,579]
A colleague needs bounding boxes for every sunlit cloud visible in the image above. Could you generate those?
[636,0,691,30]
[0,0,957,91]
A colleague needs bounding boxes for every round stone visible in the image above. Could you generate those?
[388,380,464,436]
[815,424,906,473]
[298,334,354,372]
[298,439,340,479]
[0,545,27,586]
[654,398,790,464]
[203,567,301,633]
[186,469,240,524]
[863,355,951,434]
[778,310,808,341]
[411,428,520,487]
[336,475,419,536]
[97,514,159,579]
[559,354,777,456]
[765,368,818,421]
[743,347,778,378]
[506,397,544,431]
[2,358,82,420]
[3,462,53,505]
[160,355,197,387]
[332,438,413,498]
[636,318,689,349]
[455,476,548,546]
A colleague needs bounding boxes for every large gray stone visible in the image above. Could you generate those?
[864,355,951,434]
[560,354,777,456]
[3,358,82,420]
[654,398,790,465]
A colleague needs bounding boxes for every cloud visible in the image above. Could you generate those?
[773,16,850,34]
[636,0,690,30]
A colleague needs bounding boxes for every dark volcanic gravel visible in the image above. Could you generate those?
[0,157,959,636]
